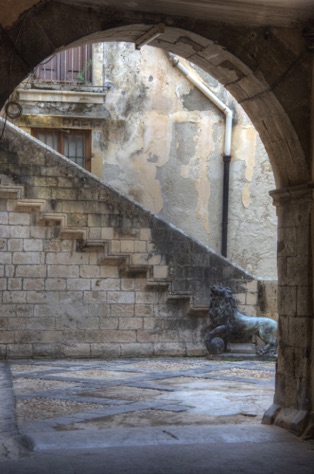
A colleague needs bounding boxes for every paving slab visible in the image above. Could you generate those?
[1,357,314,473]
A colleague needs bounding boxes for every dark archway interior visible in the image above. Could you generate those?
[0,0,314,438]
[0,2,312,186]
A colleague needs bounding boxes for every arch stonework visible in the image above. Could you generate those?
[0,1,314,436]
[0,2,312,186]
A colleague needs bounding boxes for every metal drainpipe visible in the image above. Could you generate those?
[166,52,233,257]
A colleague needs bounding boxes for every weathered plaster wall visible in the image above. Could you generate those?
[14,42,277,279]
[0,2,311,190]
[100,43,277,278]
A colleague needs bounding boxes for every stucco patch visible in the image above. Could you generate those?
[242,183,251,209]
[232,125,257,182]
[143,113,171,167]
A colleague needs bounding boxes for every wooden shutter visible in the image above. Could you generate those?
[34,45,92,83]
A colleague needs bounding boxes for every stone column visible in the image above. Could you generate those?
[263,184,314,437]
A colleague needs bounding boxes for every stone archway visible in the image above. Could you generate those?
[1,3,311,186]
[1,1,313,436]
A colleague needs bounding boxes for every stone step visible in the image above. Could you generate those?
[101,255,127,266]
[119,263,150,277]
[145,280,170,290]
[78,244,154,277]
[15,199,46,212]
[78,240,107,252]
[37,213,67,226]
[188,306,208,317]
[0,185,24,199]
[167,293,192,302]
[59,228,87,240]
[0,184,227,320]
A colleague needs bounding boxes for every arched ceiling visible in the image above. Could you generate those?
[0,1,313,187]
[1,0,314,29]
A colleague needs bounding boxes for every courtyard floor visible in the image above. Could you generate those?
[1,357,314,473]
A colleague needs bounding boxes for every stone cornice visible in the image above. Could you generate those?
[270,182,314,207]
[18,89,105,104]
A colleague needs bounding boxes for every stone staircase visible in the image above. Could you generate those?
[0,120,260,358]
[0,181,210,317]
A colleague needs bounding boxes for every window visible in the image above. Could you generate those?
[32,129,91,171]
[34,45,93,84]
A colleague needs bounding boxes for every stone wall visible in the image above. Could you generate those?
[263,184,314,436]
[0,120,260,359]
[99,44,277,278]
[15,43,277,279]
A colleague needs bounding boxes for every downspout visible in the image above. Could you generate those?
[166,52,233,257]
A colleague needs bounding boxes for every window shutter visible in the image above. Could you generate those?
[34,45,92,83]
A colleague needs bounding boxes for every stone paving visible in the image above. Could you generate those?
[2,358,274,452]
[2,358,314,473]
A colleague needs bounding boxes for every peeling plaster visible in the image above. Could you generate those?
[128,150,164,213]
[242,183,251,208]
[16,41,277,278]
[232,124,257,183]
[195,119,215,234]
[143,112,171,167]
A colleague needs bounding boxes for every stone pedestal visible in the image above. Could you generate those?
[264,184,314,437]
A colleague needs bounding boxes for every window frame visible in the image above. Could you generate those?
[32,128,91,171]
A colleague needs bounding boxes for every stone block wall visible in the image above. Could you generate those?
[265,185,314,436]
[0,121,261,359]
